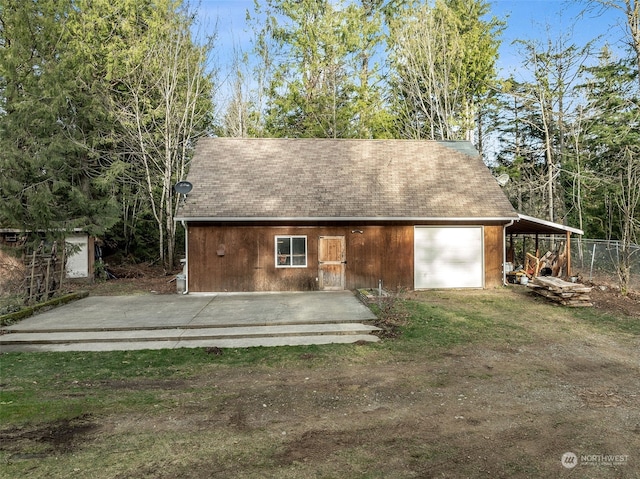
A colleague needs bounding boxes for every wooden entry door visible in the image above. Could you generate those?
[318,236,346,290]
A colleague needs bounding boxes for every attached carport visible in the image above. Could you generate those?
[506,214,584,280]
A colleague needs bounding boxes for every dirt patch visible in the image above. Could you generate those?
[0,249,25,296]
[589,285,640,317]
[0,414,98,459]
[97,343,638,477]
[86,378,189,390]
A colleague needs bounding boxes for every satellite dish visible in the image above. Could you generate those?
[496,174,510,187]
[174,181,193,195]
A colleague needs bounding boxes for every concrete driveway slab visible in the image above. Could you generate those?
[1,292,380,352]
[4,291,377,333]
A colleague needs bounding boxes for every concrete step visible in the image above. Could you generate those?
[0,323,381,352]
[0,334,380,353]
[5,317,373,334]
[1,323,380,344]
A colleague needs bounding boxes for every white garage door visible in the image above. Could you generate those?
[414,226,484,289]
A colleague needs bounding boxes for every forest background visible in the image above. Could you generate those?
[0,0,638,290]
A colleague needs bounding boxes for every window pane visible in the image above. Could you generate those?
[292,237,306,255]
[292,255,306,266]
[277,238,291,255]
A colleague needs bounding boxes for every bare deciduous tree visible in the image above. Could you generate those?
[112,6,216,267]
[614,147,640,292]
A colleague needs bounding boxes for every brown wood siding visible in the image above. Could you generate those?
[187,225,414,292]
[484,225,505,288]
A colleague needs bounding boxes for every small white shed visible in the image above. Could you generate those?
[65,232,96,279]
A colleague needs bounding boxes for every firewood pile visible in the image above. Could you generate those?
[527,276,593,307]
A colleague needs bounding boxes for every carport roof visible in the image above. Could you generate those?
[507,214,583,236]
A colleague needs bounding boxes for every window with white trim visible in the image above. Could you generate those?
[275,236,307,267]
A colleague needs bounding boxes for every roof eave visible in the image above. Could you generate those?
[175,216,519,223]
[511,214,584,235]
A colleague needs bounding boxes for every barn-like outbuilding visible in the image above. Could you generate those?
[175,138,578,292]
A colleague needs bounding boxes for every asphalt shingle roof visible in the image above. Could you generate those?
[176,138,517,220]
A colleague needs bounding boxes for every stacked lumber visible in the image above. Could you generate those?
[525,246,568,277]
[527,276,593,307]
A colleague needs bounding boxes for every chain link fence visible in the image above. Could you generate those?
[570,238,640,290]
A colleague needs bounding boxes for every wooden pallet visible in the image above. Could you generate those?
[527,276,593,307]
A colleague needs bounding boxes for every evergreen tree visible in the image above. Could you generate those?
[0,0,215,266]
[250,0,388,138]
[580,49,640,239]
[387,0,503,142]
[0,0,118,237]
